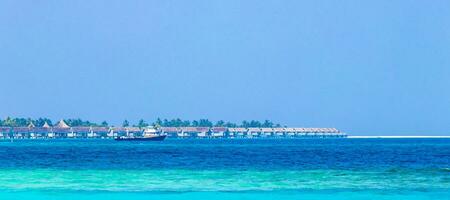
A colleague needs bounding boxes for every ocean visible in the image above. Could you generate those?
[0,138,448,200]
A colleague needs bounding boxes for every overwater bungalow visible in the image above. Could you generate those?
[70,127,90,138]
[0,127,11,138]
[273,128,285,137]
[330,128,340,133]
[90,127,109,138]
[227,128,236,137]
[195,127,209,138]
[293,128,305,136]
[35,127,52,138]
[30,127,51,138]
[159,127,178,137]
[261,128,274,137]
[310,128,320,137]
[211,127,226,138]
[247,128,261,138]
[12,127,30,138]
[52,120,71,138]
[300,128,313,137]
[227,128,247,138]
[284,128,296,137]
[177,129,189,137]
[179,127,198,138]
[51,128,69,138]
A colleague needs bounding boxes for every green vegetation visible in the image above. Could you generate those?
[122,120,130,127]
[101,121,108,127]
[0,117,53,127]
[137,119,149,128]
[64,119,101,127]
[151,118,282,128]
[0,117,283,128]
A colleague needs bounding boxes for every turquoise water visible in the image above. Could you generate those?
[3,190,450,200]
[0,139,449,199]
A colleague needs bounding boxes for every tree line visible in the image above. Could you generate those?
[148,118,282,128]
[0,117,53,127]
[0,117,283,128]
[0,117,107,127]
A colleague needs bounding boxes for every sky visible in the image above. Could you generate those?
[0,1,449,135]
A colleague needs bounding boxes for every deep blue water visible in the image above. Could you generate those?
[0,138,448,170]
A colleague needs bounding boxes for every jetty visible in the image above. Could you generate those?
[0,120,346,139]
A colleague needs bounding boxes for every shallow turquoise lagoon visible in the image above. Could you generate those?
[0,139,449,199]
[3,190,450,200]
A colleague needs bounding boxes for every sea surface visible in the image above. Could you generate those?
[0,138,448,200]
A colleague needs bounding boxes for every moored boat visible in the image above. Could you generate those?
[114,135,166,141]
[115,127,166,141]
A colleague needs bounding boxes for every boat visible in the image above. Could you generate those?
[115,127,166,141]
[115,135,166,141]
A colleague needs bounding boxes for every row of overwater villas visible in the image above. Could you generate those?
[0,126,346,139]
[161,127,345,138]
[0,126,142,139]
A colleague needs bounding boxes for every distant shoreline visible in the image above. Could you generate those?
[348,136,450,138]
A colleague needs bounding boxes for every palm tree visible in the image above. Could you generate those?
[137,119,148,128]
[215,120,225,127]
[122,120,129,127]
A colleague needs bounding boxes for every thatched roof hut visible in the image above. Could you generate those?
[55,120,70,128]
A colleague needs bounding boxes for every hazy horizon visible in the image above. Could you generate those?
[1,1,449,135]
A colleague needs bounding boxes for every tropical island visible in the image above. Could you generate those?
[0,117,345,139]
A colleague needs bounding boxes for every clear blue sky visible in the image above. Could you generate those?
[1,1,449,135]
